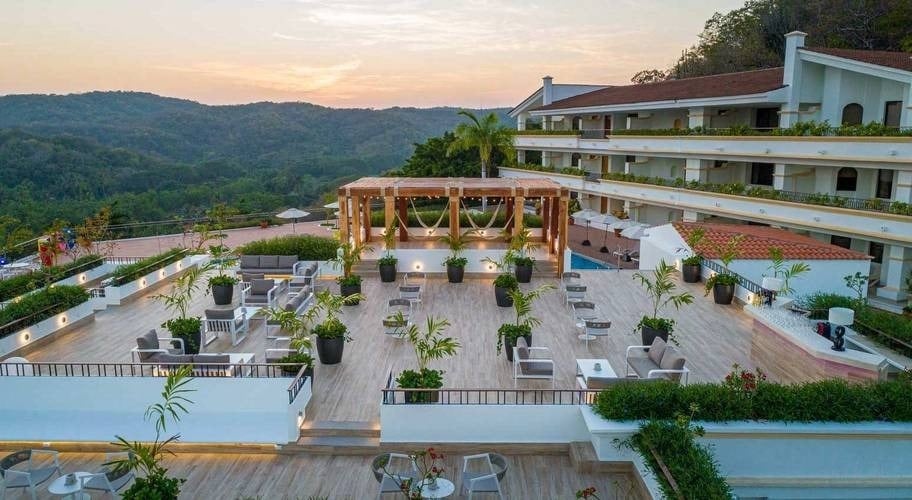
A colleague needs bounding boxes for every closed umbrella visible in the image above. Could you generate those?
[276,208,310,233]
[609,220,640,231]
[620,224,648,240]
[588,213,620,231]
[571,209,599,223]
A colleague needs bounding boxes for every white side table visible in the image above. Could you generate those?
[576,358,615,388]
[48,472,92,499]
[417,477,455,498]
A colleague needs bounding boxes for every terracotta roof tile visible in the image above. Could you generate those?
[673,223,870,261]
[536,68,785,111]
[802,47,912,72]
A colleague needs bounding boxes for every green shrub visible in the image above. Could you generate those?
[0,255,104,302]
[593,377,912,423]
[111,248,187,286]
[630,420,733,500]
[237,235,338,261]
[0,285,90,337]
[797,292,912,350]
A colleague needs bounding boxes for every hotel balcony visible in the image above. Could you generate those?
[514,131,912,168]
[500,166,912,247]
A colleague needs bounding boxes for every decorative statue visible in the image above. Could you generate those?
[831,325,846,352]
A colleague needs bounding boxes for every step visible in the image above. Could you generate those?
[569,441,634,474]
[283,436,381,455]
[299,420,380,438]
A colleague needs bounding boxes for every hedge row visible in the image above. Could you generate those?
[800,293,912,353]
[110,248,187,286]
[594,378,912,423]
[0,285,90,337]
[368,210,543,229]
[237,235,339,261]
[0,254,103,302]
[631,421,733,500]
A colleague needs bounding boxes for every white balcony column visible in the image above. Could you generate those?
[773,163,789,191]
[687,107,710,129]
[813,166,837,195]
[895,171,912,203]
[901,83,912,128]
[876,245,912,301]
[517,149,526,164]
[517,112,527,131]
[780,31,807,128]
[685,159,709,183]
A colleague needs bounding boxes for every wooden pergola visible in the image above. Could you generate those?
[337,177,571,275]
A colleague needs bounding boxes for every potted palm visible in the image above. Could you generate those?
[207,242,238,305]
[155,263,211,354]
[378,222,398,283]
[632,260,694,345]
[483,251,517,307]
[310,289,363,364]
[704,235,742,305]
[394,315,460,403]
[765,246,811,296]
[265,307,316,378]
[439,231,470,283]
[496,284,555,361]
[509,225,538,283]
[680,227,705,283]
[333,241,372,304]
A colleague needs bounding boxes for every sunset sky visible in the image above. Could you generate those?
[0,0,746,108]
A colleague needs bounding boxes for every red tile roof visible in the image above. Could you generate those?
[673,223,870,261]
[535,68,785,111]
[802,47,912,73]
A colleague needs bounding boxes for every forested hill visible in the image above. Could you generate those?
[0,91,509,233]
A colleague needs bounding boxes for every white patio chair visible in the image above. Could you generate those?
[241,279,277,308]
[376,453,418,499]
[461,453,504,499]
[203,308,249,347]
[561,271,581,286]
[582,320,612,346]
[564,285,587,307]
[80,452,134,497]
[398,285,422,311]
[383,299,413,337]
[0,449,60,500]
[512,338,554,387]
[571,301,599,324]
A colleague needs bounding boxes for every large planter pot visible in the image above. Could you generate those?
[681,263,701,283]
[340,282,362,305]
[640,325,669,346]
[211,283,235,305]
[494,286,514,307]
[514,264,533,283]
[447,264,465,283]
[713,283,735,305]
[378,263,397,283]
[403,388,441,404]
[503,334,532,362]
[172,329,202,355]
[315,337,345,365]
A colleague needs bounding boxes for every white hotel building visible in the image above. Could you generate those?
[503,32,912,310]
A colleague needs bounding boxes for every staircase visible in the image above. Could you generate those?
[282,420,381,455]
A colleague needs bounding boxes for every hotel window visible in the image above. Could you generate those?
[884,101,902,128]
[754,107,779,130]
[571,153,582,167]
[836,167,857,191]
[572,116,583,131]
[841,103,863,125]
[830,235,852,249]
[750,163,774,186]
[869,242,884,264]
[876,169,894,199]
[625,155,636,163]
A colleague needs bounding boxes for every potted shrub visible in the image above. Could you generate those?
[496,284,555,361]
[394,315,459,403]
[632,260,694,345]
[704,235,742,305]
[493,273,518,307]
[681,227,705,283]
[439,232,470,283]
[509,226,538,283]
[265,307,315,353]
[333,241,372,304]
[378,222,398,283]
[155,263,211,354]
[310,289,363,364]
[276,352,315,380]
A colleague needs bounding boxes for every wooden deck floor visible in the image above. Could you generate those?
[11,451,642,500]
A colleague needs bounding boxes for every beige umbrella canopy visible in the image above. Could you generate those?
[276,208,310,233]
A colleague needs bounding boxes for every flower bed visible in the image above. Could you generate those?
[110,249,187,286]
[0,255,104,302]
[0,285,90,339]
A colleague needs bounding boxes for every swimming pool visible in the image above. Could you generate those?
[570,252,614,270]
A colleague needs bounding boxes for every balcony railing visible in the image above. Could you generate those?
[381,388,600,405]
[518,122,912,138]
[701,259,762,295]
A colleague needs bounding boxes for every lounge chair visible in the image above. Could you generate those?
[571,301,599,323]
[625,337,689,384]
[80,452,134,496]
[373,453,418,499]
[0,449,60,500]
[564,285,587,307]
[461,453,505,499]
[512,337,554,387]
[241,279,278,308]
[203,308,249,347]
[399,285,422,310]
[131,330,186,363]
[582,320,611,346]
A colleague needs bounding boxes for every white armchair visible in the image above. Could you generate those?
[0,449,60,500]
[461,453,504,500]
[625,340,690,384]
[241,279,277,308]
[512,338,554,387]
[203,308,250,347]
[80,452,134,496]
[131,330,185,363]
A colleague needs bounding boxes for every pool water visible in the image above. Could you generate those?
[570,252,614,270]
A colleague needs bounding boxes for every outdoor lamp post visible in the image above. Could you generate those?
[760,277,784,308]
[582,220,591,246]
[828,307,854,352]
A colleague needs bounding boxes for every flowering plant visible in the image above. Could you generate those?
[377,447,446,499]
[575,486,601,499]
[723,363,767,394]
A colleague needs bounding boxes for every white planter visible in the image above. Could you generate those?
[0,301,94,357]
[54,262,114,287]
[103,256,195,306]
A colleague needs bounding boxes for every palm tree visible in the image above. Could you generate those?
[447,111,515,211]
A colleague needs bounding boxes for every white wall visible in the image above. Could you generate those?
[103,255,198,305]
[380,404,590,443]
[0,301,94,357]
[394,248,543,274]
[813,65,909,125]
[727,258,870,298]
[0,375,310,443]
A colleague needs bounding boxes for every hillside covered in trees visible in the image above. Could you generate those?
[632,0,912,83]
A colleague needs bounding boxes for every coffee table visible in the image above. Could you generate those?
[48,472,91,499]
[576,358,615,389]
[416,477,455,498]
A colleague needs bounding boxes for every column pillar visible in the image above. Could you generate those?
[449,196,460,240]
[599,196,608,213]
[876,245,912,301]
[773,163,789,191]
[513,195,525,236]
[901,85,912,128]
[362,196,372,243]
[779,31,806,128]
[350,195,362,247]
[557,195,569,276]
[684,158,709,221]
[505,198,515,232]
[397,197,408,242]
[549,196,559,255]
[337,195,350,243]
[894,171,912,203]
[384,196,396,248]
[542,197,551,246]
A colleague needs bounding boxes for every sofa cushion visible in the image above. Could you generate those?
[306,262,318,275]
[136,330,160,351]
[149,353,193,364]
[627,356,660,379]
[194,354,230,364]
[205,308,236,320]
[242,272,264,283]
[520,362,553,376]
[239,255,260,269]
[659,346,686,380]
[259,255,279,268]
[278,255,298,268]
[251,279,274,295]
[648,337,667,365]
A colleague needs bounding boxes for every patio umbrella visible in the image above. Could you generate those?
[609,219,640,231]
[588,213,620,231]
[571,209,599,223]
[322,201,340,224]
[276,208,310,233]
[620,224,648,240]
